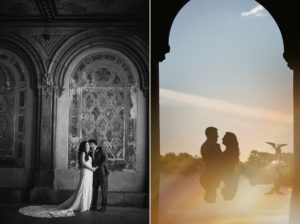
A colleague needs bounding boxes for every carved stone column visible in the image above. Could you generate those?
[290,62,300,224]
[151,1,189,222]
[151,60,160,224]
[30,71,55,202]
[284,49,300,223]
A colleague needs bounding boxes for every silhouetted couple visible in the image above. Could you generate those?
[200,127,240,203]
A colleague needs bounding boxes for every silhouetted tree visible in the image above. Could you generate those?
[160,152,204,176]
[240,150,293,186]
[160,150,293,187]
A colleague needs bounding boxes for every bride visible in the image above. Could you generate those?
[19,141,97,218]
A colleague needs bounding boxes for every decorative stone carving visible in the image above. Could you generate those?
[40,59,65,98]
[33,35,65,57]
[100,0,115,8]
[61,2,87,14]
[39,0,55,21]
[42,71,54,87]
[41,72,54,97]
[68,52,137,171]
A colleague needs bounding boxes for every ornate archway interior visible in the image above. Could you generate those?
[68,51,138,171]
[0,50,27,168]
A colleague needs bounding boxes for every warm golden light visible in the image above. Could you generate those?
[159,173,291,224]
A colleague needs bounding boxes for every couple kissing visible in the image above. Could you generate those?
[200,127,240,203]
[18,139,109,218]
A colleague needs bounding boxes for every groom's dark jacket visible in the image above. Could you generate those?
[92,147,109,177]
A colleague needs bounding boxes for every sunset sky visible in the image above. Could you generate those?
[159,0,293,162]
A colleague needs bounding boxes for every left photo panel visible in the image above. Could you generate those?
[0,1,149,223]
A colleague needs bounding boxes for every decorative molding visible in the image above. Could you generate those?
[100,0,115,8]
[33,34,66,57]
[60,2,87,14]
[40,59,64,98]
[50,29,148,96]
[1,0,148,21]
[9,2,38,15]
[42,71,53,86]
[40,73,65,98]
[35,0,55,21]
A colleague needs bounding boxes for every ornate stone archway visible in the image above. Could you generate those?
[67,50,138,171]
[51,29,148,205]
[0,42,40,200]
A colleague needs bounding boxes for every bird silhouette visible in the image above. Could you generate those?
[265,142,287,161]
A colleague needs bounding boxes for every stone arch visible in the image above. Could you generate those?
[153,0,288,65]
[0,31,44,92]
[0,46,38,197]
[151,1,293,224]
[49,28,148,95]
[52,28,148,200]
[66,48,139,171]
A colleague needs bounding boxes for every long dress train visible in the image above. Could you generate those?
[18,156,93,218]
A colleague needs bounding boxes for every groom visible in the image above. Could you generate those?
[89,139,109,211]
[200,127,222,203]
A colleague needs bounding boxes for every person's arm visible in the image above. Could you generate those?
[95,147,107,164]
[99,147,108,164]
[81,152,97,172]
[103,148,108,161]
[201,145,209,162]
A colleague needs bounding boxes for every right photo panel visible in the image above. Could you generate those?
[151,1,300,224]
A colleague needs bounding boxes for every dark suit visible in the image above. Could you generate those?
[200,141,222,203]
[91,147,109,209]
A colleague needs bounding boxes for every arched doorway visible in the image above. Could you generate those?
[53,30,149,205]
[68,50,138,171]
[0,48,37,201]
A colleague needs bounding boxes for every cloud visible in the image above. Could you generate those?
[160,88,292,124]
[241,5,268,17]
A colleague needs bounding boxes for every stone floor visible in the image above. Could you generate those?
[0,204,149,224]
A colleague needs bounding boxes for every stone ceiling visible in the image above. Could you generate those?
[0,0,148,21]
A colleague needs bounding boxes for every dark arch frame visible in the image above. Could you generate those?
[151,1,300,224]
[0,31,44,193]
[0,31,43,93]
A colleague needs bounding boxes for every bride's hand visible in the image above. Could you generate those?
[92,166,98,172]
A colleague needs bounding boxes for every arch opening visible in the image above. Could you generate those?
[68,50,139,171]
[159,0,293,223]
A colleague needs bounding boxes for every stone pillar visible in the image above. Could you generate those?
[151,61,160,224]
[30,74,55,202]
[290,64,300,223]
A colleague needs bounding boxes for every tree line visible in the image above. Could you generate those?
[160,150,293,186]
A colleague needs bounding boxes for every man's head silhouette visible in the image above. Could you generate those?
[205,127,218,142]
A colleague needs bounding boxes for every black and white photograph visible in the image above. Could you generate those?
[0,0,149,223]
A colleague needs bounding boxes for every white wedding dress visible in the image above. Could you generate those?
[19,155,94,218]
